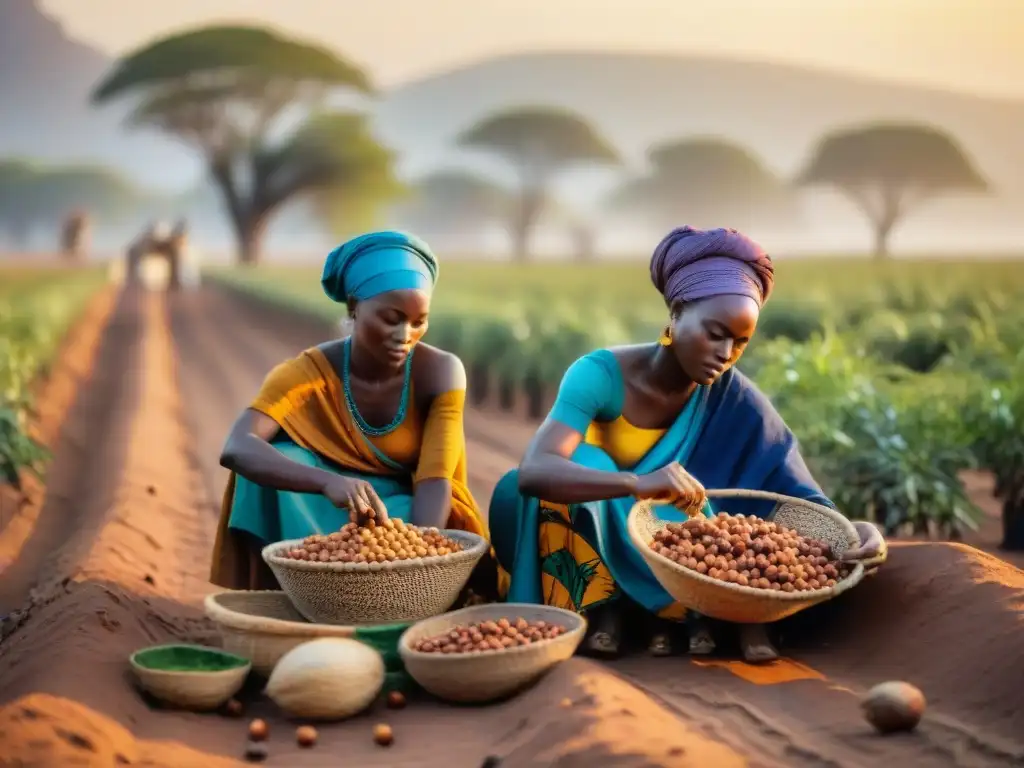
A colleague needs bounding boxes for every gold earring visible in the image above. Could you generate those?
[658,325,673,347]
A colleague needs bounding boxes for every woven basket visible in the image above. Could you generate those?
[627,489,866,624]
[398,604,587,704]
[129,644,251,711]
[262,529,489,626]
[204,590,412,678]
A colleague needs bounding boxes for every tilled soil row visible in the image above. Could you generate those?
[0,285,118,614]
[0,288,236,767]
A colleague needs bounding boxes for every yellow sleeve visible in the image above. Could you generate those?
[413,389,467,484]
[249,354,324,424]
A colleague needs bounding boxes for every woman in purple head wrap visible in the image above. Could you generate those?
[489,226,886,663]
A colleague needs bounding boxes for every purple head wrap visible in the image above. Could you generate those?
[650,226,774,308]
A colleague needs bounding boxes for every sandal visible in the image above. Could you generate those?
[739,624,779,664]
[580,605,623,659]
[648,618,684,657]
[687,613,716,656]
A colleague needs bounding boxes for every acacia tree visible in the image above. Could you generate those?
[456,106,619,261]
[392,170,511,247]
[91,26,399,264]
[796,123,988,258]
[608,137,792,231]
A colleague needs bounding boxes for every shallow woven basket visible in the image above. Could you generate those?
[398,604,586,704]
[204,590,409,677]
[627,489,866,624]
[129,644,251,711]
[262,529,489,626]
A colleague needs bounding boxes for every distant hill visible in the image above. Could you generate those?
[373,52,1024,253]
[0,0,194,191]
[1,1,1021,254]
[376,52,1024,186]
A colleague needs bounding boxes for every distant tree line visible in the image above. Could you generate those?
[0,24,990,262]
[0,159,151,250]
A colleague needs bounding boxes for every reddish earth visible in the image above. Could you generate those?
[0,282,1021,767]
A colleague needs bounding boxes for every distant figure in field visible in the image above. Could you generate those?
[168,218,201,290]
[116,220,199,291]
[60,211,90,262]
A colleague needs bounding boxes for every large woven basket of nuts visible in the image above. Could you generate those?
[398,603,587,704]
[262,519,489,626]
[627,490,867,624]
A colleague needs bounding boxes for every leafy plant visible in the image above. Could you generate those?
[0,268,105,487]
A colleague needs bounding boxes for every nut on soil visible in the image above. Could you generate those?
[248,718,268,741]
[862,681,926,734]
[296,725,317,747]
[373,723,394,746]
[223,698,243,717]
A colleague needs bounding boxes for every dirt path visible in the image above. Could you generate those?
[167,285,1024,767]
[0,286,118,612]
[0,288,237,765]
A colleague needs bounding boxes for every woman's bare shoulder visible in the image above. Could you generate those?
[606,343,658,374]
[412,343,467,397]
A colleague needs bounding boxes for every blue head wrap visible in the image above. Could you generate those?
[321,230,439,304]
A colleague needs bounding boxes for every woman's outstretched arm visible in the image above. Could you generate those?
[518,355,638,503]
[518,419,639,503]
[220,409,337,494]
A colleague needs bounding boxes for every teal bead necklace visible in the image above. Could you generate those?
[341,337,413,437]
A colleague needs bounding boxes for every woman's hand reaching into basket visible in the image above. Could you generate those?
[842,521,887,576]
[321,475,389,525]
[631,462,707,517]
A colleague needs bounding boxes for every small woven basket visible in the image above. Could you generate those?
[262,529,489,626]
[398,604,587,704]
[204,590,409,677]
[627,489,866,624]
[129,644,251,711]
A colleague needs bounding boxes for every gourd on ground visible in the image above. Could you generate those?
[265,638,385,720]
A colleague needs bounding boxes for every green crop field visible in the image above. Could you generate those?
[0,265,107,485]
[209,259,1024,546]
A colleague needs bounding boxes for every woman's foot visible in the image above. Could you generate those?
[580,605,622,658]
[647,619,683,657]
[688,614,716,656]
[739,624,779,664]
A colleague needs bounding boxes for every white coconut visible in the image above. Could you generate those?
[265,638,385,720]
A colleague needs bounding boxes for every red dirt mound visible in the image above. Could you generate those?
[785,541,1024,743]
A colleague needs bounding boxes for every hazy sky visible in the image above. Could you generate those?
[43,0,1023,99]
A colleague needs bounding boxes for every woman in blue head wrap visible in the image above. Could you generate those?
[211,231,488,591]
[488,226,886,663]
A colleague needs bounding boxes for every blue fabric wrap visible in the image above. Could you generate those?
[228,439,414,544]
[321,230,438,304]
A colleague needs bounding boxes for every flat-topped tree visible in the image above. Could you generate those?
[608,137,791,230]
[91,26,396,265]
[797,123,989,258]
[394,170,512,243]
[457,106,620,261]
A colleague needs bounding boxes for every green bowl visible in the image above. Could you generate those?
[130,644,251,710]
[131,644,250,672]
